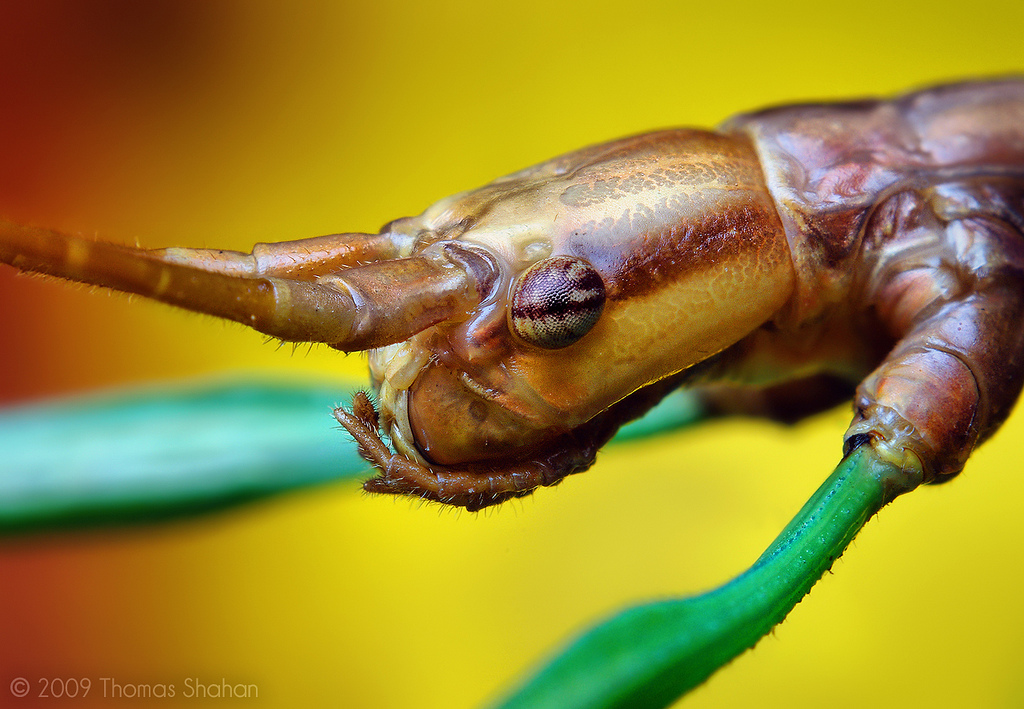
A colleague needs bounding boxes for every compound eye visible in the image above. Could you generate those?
[509,256,606,349]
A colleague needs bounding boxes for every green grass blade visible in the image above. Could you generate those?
[613,389,706,441]
[0,379,365,531]
[0,380,910,706]
[491,446,906,709]
[0,381,708,533]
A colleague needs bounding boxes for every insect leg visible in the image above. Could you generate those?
[846,209,1024,481]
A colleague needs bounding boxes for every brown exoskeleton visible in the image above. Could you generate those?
[3,79,1023,510]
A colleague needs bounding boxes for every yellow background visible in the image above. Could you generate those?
[1,1,1023,707]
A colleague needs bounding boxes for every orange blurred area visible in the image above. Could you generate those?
[2,2,1024,708]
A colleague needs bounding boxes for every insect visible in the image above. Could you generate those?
[2,79,1023,516]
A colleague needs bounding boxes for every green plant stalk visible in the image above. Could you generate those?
[0,381,913,707]
[492,446,907,709]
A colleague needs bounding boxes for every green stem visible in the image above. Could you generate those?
[0,380,917,706]
[492,446,906,709]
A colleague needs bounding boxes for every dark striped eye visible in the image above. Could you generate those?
[509,256,606,349]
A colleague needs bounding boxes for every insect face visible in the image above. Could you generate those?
[367,130,796,478]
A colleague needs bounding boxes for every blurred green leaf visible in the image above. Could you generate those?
[0,378,706,533]
[1,379,900,709]
[0,379,364,531]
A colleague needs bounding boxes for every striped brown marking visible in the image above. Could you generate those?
[510,256,606,349]
[570,196,787,301]
[542,130,789,302]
